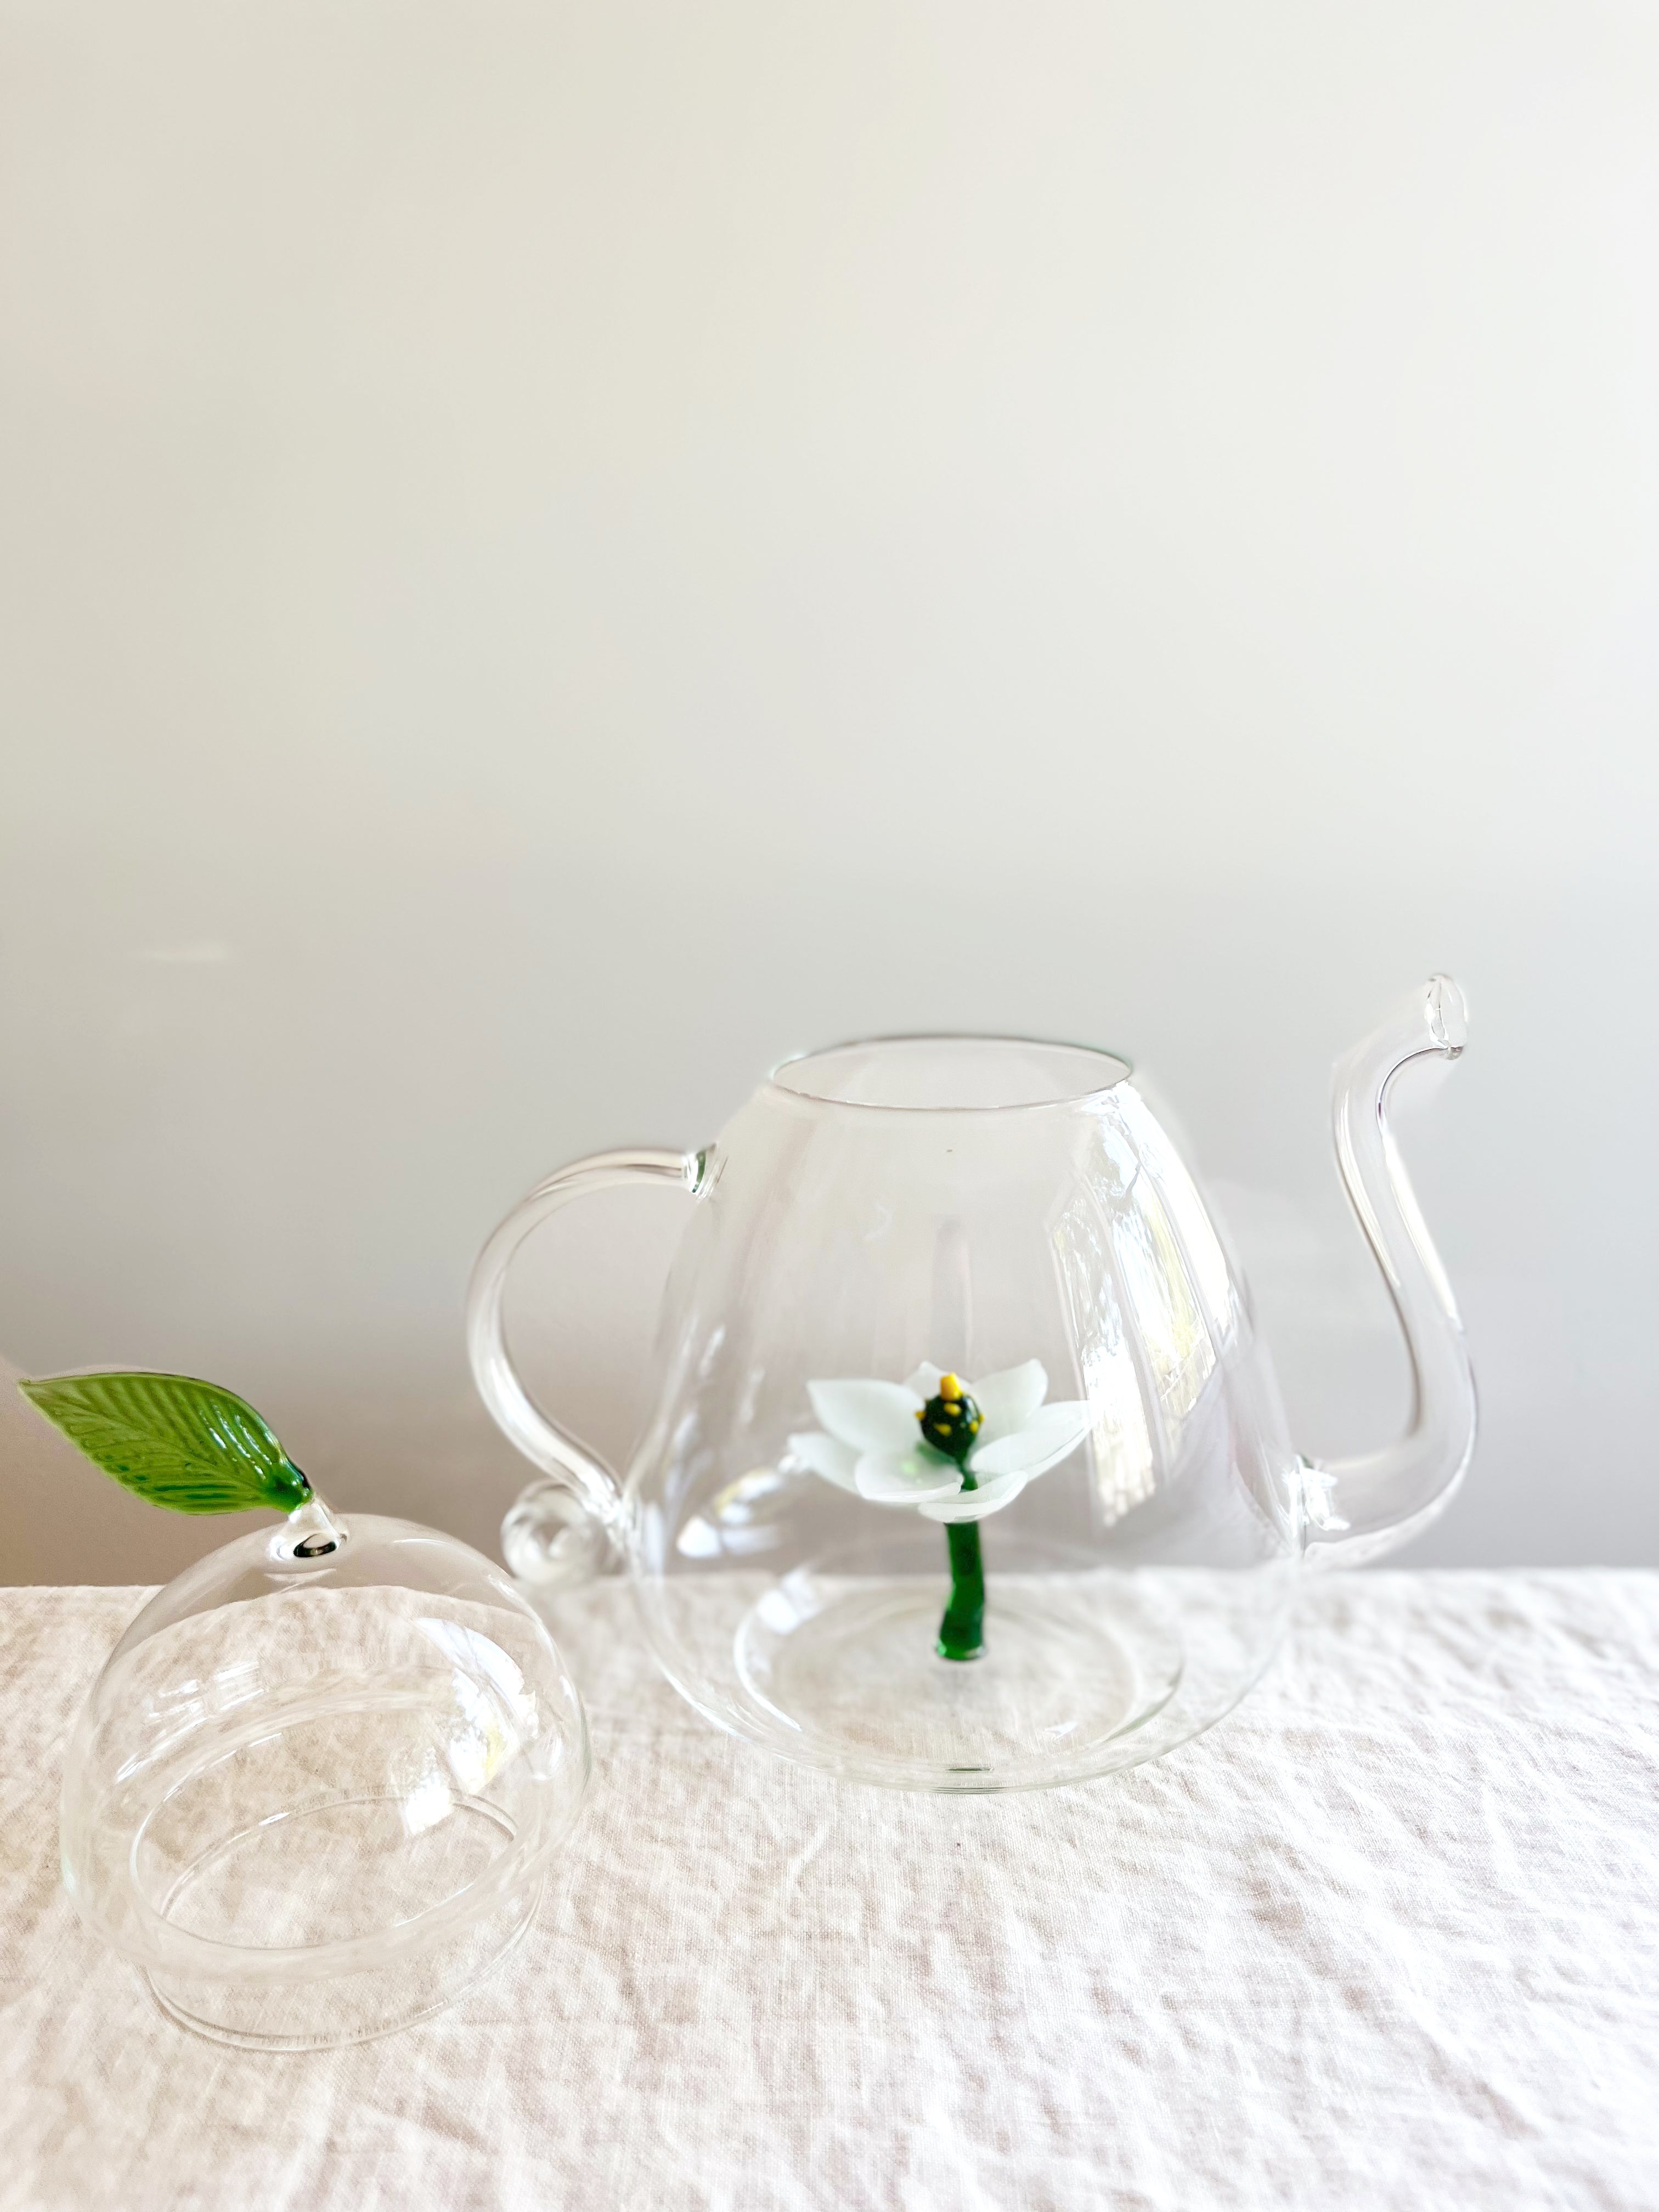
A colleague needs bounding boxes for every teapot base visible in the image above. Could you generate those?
[634,1548,1297,1793]
[735,1573,1184,1791]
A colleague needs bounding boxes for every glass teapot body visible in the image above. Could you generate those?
[471,985,1474,1792]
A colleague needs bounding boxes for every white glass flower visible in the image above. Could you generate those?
[787,1360,1093,1524]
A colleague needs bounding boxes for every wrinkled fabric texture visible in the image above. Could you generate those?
[1,1572,1656,2211]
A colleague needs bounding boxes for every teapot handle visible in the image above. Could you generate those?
[466,1147,708,1587]
[1300,977,1477,1567]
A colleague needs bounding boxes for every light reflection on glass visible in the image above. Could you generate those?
[1050,1204,1156,1529]
[1098,1110,1216,1437]
[1113,1088,1237,1343]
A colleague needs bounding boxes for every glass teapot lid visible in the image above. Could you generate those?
[25,1374,589,2050]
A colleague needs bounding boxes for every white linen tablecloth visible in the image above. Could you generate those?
[2,1571,1656,2211]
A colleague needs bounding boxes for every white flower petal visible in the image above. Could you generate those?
[902,1362,945,1400]
[808,1379,925,1453]
[918,1472,1029,1523]
[969,1400,1093,1480]
[855,1449,964,1506]
[786,1431,861,1492]
[968,1359,1048,1444]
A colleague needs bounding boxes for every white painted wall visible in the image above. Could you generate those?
[3,1,1656,1581]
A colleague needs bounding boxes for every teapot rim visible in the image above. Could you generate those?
[766,1032,1135,1116]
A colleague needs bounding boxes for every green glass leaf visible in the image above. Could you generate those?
[18,1372,312,1517]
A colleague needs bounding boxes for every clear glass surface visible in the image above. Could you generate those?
[470,986,1473,1794]
[61,1509,589,2047]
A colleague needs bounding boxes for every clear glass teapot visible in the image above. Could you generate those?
[469,978,1474,1793]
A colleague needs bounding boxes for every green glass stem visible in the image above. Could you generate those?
[937,1496,986,1662]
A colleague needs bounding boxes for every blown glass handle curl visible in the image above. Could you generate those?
[466,1147,708,1584]
[1300,975,1477,1567]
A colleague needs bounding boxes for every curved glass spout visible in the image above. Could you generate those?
[1301,976,1477,1567]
